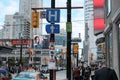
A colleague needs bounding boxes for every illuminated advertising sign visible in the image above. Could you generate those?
[12,40,31,45]
[0,39,31,48]
[94,0,104,7]
[34,35,43,49]
[94,0,105,35]
[34,35,49,49]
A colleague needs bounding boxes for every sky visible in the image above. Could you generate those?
[0,0,19,26]
[0,0,85,53]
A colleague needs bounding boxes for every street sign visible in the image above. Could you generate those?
[66,22,72,32]
[46,24,60,34]
[71,38,81,43]
[48,59,56,69]
[50,35,55,42]
[49,42,55,50]
[46,9,60,23]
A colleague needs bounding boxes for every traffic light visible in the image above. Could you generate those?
[31,12,40,28]
[90,53,93,61]
[73,43,79,54]
[89,53,93,61]
[29,48,33,55]
[50,50,54,59]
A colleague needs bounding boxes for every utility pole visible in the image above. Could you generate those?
[19,33,23,68]
[66,0,72,80]
[50,0,56,80]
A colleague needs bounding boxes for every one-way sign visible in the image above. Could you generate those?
[46,24,60,34]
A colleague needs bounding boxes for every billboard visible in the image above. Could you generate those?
[34,35,43,49]
[34,35,49,49]
[0,39,31,48]
[94,0,105,35]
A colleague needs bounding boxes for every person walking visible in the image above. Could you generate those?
[84,66,91,80]
[94,61,118,80]
[73,67,80,80]
[90,66,95,80]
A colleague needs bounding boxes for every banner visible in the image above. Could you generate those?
[94,0,105,35]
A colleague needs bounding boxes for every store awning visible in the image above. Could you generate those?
[0,46,13,53]
[96,37,105,44]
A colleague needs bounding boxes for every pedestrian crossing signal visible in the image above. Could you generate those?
[31,12,40,28]
[29,48,34,55]
[73,43,79,54]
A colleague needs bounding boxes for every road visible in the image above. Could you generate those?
[43,70,91,80]
[12,70,91,80]
[56,70,66,80]
[44,70,66,80]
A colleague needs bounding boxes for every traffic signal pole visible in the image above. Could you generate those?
[66,0,72,80]
[50,0,56,80]
[20,33,22,67]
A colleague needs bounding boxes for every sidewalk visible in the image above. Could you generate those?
[62,77,92,80]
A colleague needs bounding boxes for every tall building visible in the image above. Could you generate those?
[55,29,67,46]
[3,15,14,39]
[13,12,30,39]
[0,29,3,39]
[2,13,30,39]
[84,0,97,64]
[19,0,43,38]
[104,0,120,78]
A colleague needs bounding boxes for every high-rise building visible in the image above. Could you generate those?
[0,29,3,39]
[19,0,43,38]
[84,0,97,64]
[3,13,30,39]
[3,15,14,39]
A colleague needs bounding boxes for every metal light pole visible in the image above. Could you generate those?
[19,33,23,67]
[66,0,72,80]
[49,0,56,80]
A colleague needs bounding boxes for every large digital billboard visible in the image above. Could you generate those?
[94,0,105,35]
[0,39,31,48]
[34,35,43,49]
[33,35,49,49]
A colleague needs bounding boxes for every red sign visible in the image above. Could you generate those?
[94,18,105,30]
[94,0,105,34]
[94,0,104,7]
[12,40,31,45]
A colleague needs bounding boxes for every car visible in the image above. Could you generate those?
[0,68,12,80]
[12,71,47,80]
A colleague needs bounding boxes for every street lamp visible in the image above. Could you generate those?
[19,33,23,67]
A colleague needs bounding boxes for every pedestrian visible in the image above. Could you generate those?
[94,61,118,80]
[28,64,35,72]
[80,65,85,80]
[90,67,95,80]
[84,66,91,80]
[73,67,80,80]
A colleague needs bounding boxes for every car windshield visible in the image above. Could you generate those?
[18,74,35,79]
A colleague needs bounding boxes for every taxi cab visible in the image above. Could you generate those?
[12,71,41,80]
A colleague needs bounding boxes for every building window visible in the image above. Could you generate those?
[106,31,113,67]
[118,24,120,69]
[109,32,113,67]
[107,0,111,16]
[118,24,120,46]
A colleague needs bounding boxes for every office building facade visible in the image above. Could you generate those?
[84,0,97,64]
